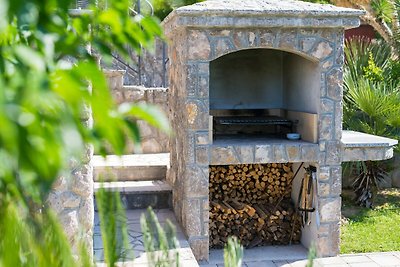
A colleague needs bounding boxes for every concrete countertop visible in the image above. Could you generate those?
[341,131,398,162]
[341,130,398,148]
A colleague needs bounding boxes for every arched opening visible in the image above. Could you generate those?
[209,49,319,143]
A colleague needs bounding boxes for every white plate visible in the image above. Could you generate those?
[287,133,300,140]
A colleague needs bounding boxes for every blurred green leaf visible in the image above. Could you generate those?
[0,0,166,266]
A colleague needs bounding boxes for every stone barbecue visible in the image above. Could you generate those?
[163,0,395,261]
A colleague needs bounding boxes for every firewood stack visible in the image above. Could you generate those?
[209,163,301,248]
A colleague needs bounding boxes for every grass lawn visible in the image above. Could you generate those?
[340,188,400,254]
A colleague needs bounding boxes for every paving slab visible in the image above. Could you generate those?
[341,255,372,264]
[315,256,347,265]
[367,254,400,266]
[348,262,380,267]
[94,208,197,267]
[273,260,290,266]
[289,259,310,267]
[245,260,276,267]
[206,245,308,265]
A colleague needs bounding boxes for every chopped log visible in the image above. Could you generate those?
[209,163,301,248]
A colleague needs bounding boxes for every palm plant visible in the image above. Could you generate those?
[343,38,400,207]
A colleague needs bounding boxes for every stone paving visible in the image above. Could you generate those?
[200,251,400,267]
[93,209,198,266]
[94,208,400,267]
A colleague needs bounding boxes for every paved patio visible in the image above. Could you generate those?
[94,209,400,267]
[200,251,400,267]
[93,209,198,266]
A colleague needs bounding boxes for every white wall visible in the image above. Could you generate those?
[209,49,319,114]
[210,49,283,110]
[283,55,320,114]
[291,162,318,249]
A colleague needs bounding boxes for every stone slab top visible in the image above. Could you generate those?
[212,134,315,146]
[163,0,364,31]
[174,0,364,17]
[341,130,398,148]
[93,153,170,167]
[93,180,172,193]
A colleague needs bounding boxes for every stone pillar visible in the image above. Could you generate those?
[315,30,345,257]
[165,26,210,261]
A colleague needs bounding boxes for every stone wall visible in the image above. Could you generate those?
[47,116,94,258]
[105,70,169,154]
[164,1,362,259]
[391,154,400,188]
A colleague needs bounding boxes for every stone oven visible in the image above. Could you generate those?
[163,0,368,261]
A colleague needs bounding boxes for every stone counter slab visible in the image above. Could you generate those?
[342,130,398,148]
[208,138,319,165]
[341,131,398,162]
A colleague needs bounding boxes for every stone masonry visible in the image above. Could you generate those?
[105,70,169,154]
[47,116,94,258]
[163,0,364,261]
[47,40,95,258]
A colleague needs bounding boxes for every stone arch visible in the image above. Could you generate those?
[209,45,321,64]
[205,28,332,64]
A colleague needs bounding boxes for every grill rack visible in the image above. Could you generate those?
[215,116,294,126]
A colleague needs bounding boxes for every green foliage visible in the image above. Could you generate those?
[145,0,203,20]
[306,245,316,267]
[0,0,167,265]
[341,189,400,253]
[344,75,400,135]
[344,38,400,139]
[387,59,400,82]
[0,0,166,203]
[96,185,131,266]
[352,161,388,208]
[223,236,243,267]
[344,38,392,84]
[344,38,400,207]
[140,207,180,267]
[363,52,384,83]
[0,200,89,267]
[371,0,394,23]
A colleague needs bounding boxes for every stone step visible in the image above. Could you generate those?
[93,153,169,182]
[94,180,172,210]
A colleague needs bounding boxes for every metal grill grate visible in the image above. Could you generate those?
[215,116,293,126]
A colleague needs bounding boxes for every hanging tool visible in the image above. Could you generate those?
[298,166,317,226]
